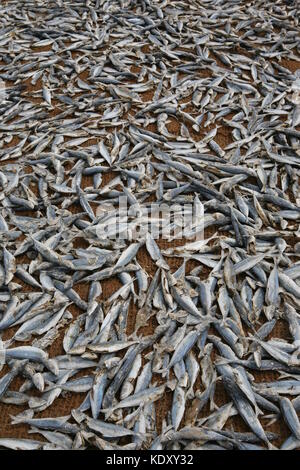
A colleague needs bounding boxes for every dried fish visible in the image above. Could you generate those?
[0,0,298,452]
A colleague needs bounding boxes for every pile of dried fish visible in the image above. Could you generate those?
[0,0,299,451]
